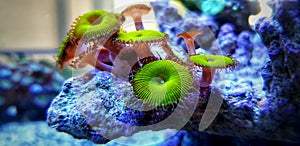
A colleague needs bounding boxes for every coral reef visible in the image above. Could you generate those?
[0,61,64,124]
[47,1,300,145]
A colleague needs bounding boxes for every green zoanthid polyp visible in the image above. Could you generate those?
[190,54,236,69]
[75,10,123,40]
[116,30,166,42]
[177,30,237,87]
[133,60,193,107]
[56,9,124,70]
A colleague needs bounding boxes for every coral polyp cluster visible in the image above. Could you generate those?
[54,3,238,109]
[50,3,238,143]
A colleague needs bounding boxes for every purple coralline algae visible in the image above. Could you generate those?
[151,1,218,51]
[217,23,238,55]
[47,71,120,143]
[255,0,300,101]
[48,57,299,144]
[47,70,202,144]
[0,61,64,124]
[253,0,300,142]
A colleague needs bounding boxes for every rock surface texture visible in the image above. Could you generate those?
[48,67,299,144]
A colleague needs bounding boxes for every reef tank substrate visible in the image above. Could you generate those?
[1,0,300,146]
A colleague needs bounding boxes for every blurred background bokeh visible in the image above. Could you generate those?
[0,0,160,50]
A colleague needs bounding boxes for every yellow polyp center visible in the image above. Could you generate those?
[152,77,166,84]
